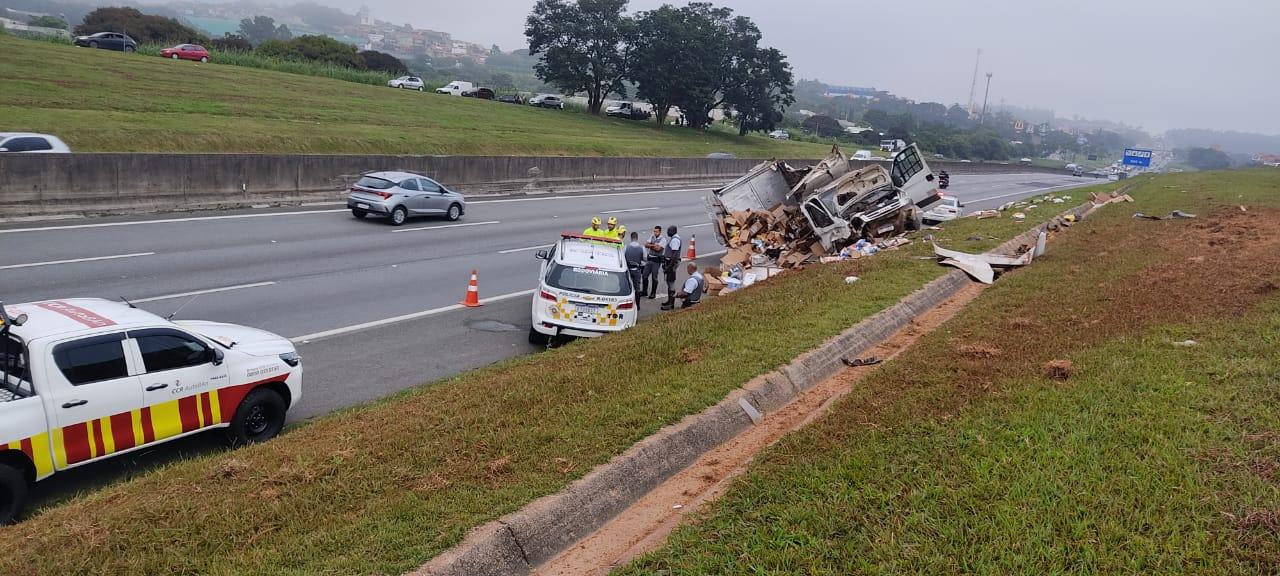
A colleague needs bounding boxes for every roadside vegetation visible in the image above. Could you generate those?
[0,34,827,157]
[0,173,1120,574]
[621,169,1280,574]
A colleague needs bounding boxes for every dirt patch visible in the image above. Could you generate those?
[1043,359,1074,380]
[533,282,988,576]
[957,344,1003,359]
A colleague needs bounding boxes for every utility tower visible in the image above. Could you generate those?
[979,72,993,125]
[967,49,982,115]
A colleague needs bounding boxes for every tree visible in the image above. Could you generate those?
[211,33,252,52]
[1186,147,1230,170]
[525,0,630,115]
[76,7,206,44]
[727,47,793,136]
[257,35,362,69]
[359,50,407,74]
[238,15,292,46]
[802,115,843,138]
[28,15,67,29]
[488,72,516,90]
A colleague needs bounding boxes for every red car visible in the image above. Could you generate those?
[160,44,210,63]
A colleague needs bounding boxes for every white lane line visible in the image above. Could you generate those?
[601,207,660,214]
[694,249,727,258]
[684,222,713,228]
[498,244,553,254]
[0,252,155,270]
[391,220,501,234]
[468,187,712,205]
[964,183,1089,205]
[290,289,538,344]
[0,210,347,234]
[131,281,277,304]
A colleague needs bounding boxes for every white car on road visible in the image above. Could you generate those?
[387,76,425,91]
[0,299,302,524]
[0,133,70,154]
[529,234,637,344]
[922,196,963,223]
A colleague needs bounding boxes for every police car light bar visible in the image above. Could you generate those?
[560,232,623,244]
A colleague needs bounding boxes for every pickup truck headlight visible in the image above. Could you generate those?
[279,351,301,367]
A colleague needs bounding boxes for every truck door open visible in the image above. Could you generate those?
[891,144,942,210]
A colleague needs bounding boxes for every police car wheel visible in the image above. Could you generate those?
[0,464,27,526]
[389,206,408,226]
[446,204,462,221]
[528,326,549,346]
[226,388,286,446]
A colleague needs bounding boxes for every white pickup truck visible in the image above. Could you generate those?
[0,299,302,524]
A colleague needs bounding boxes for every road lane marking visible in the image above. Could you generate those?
[468,187,713,205]
[601,207,660,214]
[684,222,712,228]
[0,210,348,234]
[498,244,554,254]
[131,282,277,303]
[390,220,501,233]
[290,289,537,343]
[0,252,155,270]
[964,182,1090,205]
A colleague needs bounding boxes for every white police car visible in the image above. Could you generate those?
[529,234,637,344]
[0,299,302,524]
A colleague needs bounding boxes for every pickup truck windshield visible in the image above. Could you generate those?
[545,263,630,296]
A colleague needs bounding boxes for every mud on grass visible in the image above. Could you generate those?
[619,169,1280,575]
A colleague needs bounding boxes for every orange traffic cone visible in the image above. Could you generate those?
[685,234,697,260]
[460,269,483,307]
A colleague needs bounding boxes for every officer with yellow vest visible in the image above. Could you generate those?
[583,216,607,238]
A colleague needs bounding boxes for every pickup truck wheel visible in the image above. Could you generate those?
[226,388,286,446]
[0,464,28,525]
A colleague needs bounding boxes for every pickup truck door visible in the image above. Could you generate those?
[131,328,230,441]
[891,144,942,210]
[44,332,145,469]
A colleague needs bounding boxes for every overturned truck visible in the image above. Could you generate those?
[706,144,944,267]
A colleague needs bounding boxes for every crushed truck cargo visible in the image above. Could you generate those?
[705,143,944,274]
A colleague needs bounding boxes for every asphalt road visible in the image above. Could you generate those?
[1,173,1094,422]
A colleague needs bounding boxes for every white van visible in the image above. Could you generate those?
[435,80,474,96]
[852,150,874,161]
[529,234,637,344]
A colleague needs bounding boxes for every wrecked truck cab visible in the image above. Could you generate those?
[799,144,942,249]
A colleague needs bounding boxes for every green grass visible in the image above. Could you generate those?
[135,43,398,87]
[0,177,1119,575]
[0,34,830,157]
[620,169,1280,575]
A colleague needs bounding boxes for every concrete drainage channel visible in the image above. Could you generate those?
[415,202,1098,576]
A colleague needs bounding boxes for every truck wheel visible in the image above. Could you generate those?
[445,203,462,221]
[0,464,28,525]
[225,388,286,446]
[906,208,923,231]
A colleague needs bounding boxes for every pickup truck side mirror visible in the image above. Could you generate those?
[210,347,225,366]
[534,250,549,260]
[925,174,935,182]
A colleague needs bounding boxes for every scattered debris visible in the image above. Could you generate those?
[975,210,1000,219]
[672,504,684,510]
[844,276,860,284]
[1012,212,1027,221]
[1044,359,1074,380]
[1173,339,1198,347]
[841,356,882,367]
[1240,205,1249,213]
[932,242,1033,284]
[1133,210,1197,221]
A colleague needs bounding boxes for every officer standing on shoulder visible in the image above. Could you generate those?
[584,217,606,238]
[659,225,682,310]
[642,225,664,299]
[624,231,645,308]
[603,216,622,239]
[675,262,704,308]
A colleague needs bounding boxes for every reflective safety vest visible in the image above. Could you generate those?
[583,226,607,238]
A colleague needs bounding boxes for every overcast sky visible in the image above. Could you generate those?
[344,0,1277,135]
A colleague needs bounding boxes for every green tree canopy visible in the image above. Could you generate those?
[75,7,206,44]
[525,0,630,115]
[238,15,292,46]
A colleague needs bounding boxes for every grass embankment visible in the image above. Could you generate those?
[621,169,1280,575]
[0,34,828,157]
[135,43,398,87]
[0,182,1118,575]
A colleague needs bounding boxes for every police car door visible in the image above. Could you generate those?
[130,328,229,441]
[44,332,145,468]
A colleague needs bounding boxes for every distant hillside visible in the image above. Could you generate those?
[1165,129,1280,156]
[0,34,827,157]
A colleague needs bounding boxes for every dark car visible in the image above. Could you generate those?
[497,94,524,105]
[463,87,495,100]
[74,31,138,52]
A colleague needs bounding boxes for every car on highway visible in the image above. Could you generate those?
[0,299,302,524]
[159,43,210,62]
[529,94,565,109]
[529,234,636,345]
[768,130,790,140]
[496,93,524,105]
[605,101,651,120]
[852,150,874,161]
[463,87,495,100]
[0,133,71,153]
[347,171,466,225]
[921,196,963,223]
[387,76,425,91]
[73,31,137,52]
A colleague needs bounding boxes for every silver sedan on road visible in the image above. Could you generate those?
[347,171,466,225]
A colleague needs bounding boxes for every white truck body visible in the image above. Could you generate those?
[435,80,474,95]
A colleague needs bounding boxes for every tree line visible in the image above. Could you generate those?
[525,0,794,135]
[72,7,406,74]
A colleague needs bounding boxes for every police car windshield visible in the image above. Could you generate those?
[545,263,630,296]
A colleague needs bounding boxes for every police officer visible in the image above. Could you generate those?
[659,225,682,310]
[624,231,645,308]
[583,216,606,238]
[675,261,704,308]
[603,216,622,239]
[642,225,664,298]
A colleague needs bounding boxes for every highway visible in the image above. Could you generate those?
[0,172,1093,423]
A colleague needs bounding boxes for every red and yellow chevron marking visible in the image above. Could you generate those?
[4,432,54,478]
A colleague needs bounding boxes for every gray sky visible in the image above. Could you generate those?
[347,0,1278,135]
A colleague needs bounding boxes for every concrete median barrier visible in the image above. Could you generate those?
[0,153,1072,218]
